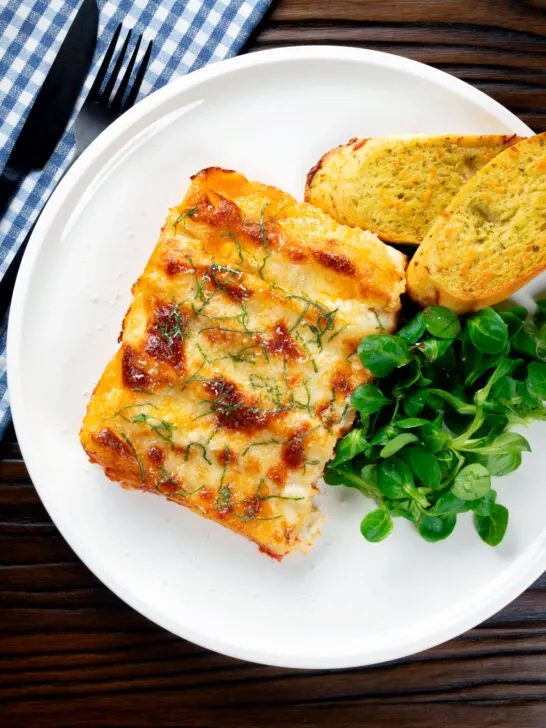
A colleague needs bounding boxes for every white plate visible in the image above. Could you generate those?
[8,46,546,669]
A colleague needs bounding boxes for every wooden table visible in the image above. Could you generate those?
[2,1,546,725]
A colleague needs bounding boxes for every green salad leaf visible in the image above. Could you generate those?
[358,334,411,377]
[351,384,391,415]
[474,504,509,546]
[325,302,546,547]
[360,509,393,542]
[423,306,461,339]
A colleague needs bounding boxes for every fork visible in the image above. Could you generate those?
[0,25,153,314]
[73,23,153,155]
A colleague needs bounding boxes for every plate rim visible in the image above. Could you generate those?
[7,45,542,669]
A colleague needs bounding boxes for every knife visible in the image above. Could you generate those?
[0,0,99,218]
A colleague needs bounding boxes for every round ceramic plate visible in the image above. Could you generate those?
[8,46,546,669]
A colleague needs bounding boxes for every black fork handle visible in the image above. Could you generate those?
[0,169,25,321]
[0,225,31,321]
[0,170,22,220]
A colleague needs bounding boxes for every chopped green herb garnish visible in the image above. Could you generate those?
[130,413,175,445]
[196,341,212,364]
[294,329,318,372]
[184,442,211,465]
[242,439,280,456]
[372,310,385,333]
[257,203,272,278]
[228,479,303,522]
[220,230,246,264]
[286,293,339,359]
[327,323,349,343]
[216,484,232,511]
[113,404,176,447]
[112,401,158,418]
[173,205,198,232]
[158,301,185,354]
[157,466,204,499]
[233,513,283,523]
[158,465,178,487]
[121,433,146,483]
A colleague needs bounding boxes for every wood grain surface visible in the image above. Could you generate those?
[2,1,546,726]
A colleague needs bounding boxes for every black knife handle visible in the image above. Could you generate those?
[0,168,22,220]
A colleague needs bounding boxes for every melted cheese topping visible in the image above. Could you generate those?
[80,168,406,558]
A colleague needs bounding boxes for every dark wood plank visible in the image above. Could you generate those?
[272,0,546,34]
[2,1,546,726]
[248,0,546,130]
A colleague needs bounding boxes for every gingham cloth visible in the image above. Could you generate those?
[0,0,271,438]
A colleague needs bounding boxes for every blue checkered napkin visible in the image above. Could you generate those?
[0,0,271,438]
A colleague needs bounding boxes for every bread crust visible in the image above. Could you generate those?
[407,133,546,313]
[305,134,522,245]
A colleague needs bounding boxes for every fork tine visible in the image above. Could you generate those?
[101,28,132,106]
[88,22,122,102]
[110,34,142,114]
[121,39,153,113]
